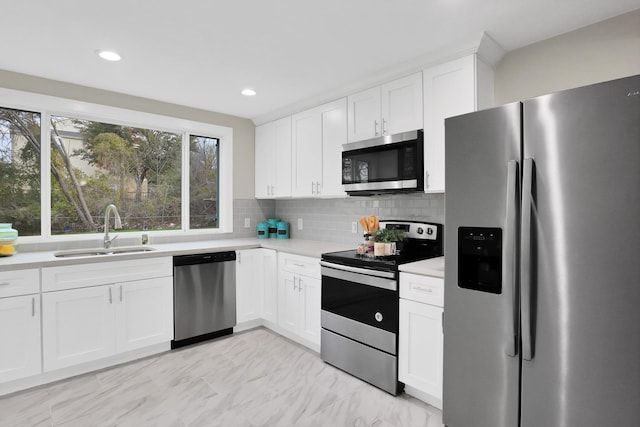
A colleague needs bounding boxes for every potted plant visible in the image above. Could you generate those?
[373,228,406,256]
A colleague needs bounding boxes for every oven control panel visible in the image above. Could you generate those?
[380,221,439,240]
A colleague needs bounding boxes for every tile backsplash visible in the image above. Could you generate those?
[272,193,444,246]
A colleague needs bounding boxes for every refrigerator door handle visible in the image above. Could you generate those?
[521,157,535,361]
[505,160,519,357]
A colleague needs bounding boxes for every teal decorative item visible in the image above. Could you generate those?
[267,218,280,238]
[276,221,289,239]
[0,223,18,256]
[257,222,269,239]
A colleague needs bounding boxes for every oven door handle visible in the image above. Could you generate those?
[321,263,397,291]
[320,261,396,279]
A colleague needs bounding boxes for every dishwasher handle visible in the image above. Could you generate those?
[173,251,237,267]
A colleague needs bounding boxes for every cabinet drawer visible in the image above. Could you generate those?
[400,272,443,307]
[278,253,320,279]
[0,268,40,298]
[42,257,172,292]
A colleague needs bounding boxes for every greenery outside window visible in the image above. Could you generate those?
[0,88,233,240]
[50,116,182,235]
[0,107,41,236]
[190,135,219,229]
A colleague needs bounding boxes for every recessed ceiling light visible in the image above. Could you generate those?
[97,50,122,61]
[241,88,256,96]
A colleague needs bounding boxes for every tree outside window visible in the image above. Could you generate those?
[50,116,182,234]
[0,104,225,237]
[190,135,219,229]
[0,107,41,236]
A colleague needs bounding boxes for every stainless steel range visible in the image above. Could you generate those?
[320,220,443,395]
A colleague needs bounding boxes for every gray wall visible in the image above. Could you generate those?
[0,69,256,199]
[494,9,640,105]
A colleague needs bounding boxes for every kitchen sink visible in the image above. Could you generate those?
[54,246,156,258]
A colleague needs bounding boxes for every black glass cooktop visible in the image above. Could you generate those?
[321,248,439,273]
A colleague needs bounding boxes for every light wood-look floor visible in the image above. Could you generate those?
[0,328,444,426]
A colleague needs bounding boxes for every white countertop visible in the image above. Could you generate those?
[0,238,352,271]
[399,256,444,278]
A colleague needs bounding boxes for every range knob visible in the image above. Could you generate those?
[416,227,424,235]
[426,227,433,235]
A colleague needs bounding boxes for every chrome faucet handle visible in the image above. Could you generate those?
[104,234,118,249]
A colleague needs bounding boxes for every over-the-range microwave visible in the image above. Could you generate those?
[341,130,424,196]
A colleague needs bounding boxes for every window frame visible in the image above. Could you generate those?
[0,87,234,242]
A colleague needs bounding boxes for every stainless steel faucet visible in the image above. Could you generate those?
[104,204,123,249]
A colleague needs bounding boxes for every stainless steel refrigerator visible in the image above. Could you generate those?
[443,74,640,427]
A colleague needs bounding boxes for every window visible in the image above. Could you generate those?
[0,107,41,236]
[50,116,182,235]
[189,135,220,229]
[0,88,233,239]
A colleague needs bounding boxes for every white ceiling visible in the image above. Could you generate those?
[2,1,638,124]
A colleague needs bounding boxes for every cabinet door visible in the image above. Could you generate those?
[273,116,293,197]
[399,299,443,406]
[423,55,476,193]
[0,295,41,382]
[115,276,172,353]
[347,86,381,142]
[381,72,423,136]
[277,270,299,334]
[255,121,275,198]
[236,249,264,323]
[299,275,321,346]
[319,98,347,197]
[43,286,115,371]
[261,249,278,323]
[291,109,322,197]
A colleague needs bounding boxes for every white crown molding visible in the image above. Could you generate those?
[251,32,506,126]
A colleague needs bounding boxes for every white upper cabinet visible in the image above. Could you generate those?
[292,109,321,197]
[292,98,347,198]
[347,86,381,142]
[380,73,424,136]
[348,72,423,143]
[255,116,292,198]
[320,99,347,197]
[423,54,494,193]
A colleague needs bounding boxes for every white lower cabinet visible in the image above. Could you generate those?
[43,285,115,371]
[261,249,278,323]
[236,249,264,323]
[0,294,41,383]
[115,277,173,353]
[277,253,321,349]
[399,272,444,409]
[43,276,172,371]
[236,248,278,325]
[42,258,173,372]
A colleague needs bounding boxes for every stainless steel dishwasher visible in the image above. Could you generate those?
[172,251,236,349]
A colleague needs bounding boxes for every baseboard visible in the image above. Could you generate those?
[0,342,170,397]
[404,384,442,409]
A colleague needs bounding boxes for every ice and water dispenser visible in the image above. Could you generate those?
[458,227,502,294]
